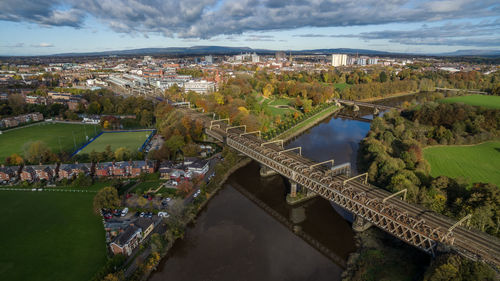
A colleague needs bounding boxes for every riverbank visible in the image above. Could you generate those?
[359,91,419,103]
[274,105,341,142]
[124,152,252,281]
[342,228,429,281]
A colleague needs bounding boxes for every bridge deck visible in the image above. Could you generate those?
[187,109,500,267]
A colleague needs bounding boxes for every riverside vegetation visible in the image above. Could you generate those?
[355,102,500,280]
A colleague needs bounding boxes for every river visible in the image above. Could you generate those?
[149,94,418,281]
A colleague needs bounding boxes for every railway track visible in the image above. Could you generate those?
[195,111,500,267]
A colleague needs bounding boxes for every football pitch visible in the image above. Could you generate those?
[0,122,100,162]
[0,190,107,281]
[79,130,153,154]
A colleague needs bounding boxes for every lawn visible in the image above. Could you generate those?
[80,130,153,154]
[423,141,500,187]
[0,122,100,162]
[0,191,107,281]
[334,82,351,91]
[439,95,500,109]
[133,180,163,194]
[260,97,297,117]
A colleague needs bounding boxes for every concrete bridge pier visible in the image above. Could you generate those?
[352,215,373,232]
[259,164,278,177]
[290,181,298,197]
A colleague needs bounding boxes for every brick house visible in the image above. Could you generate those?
[20,166,37,182]
[95,162,113,177]
[111,162,128,177]
[109,225,142,256]
[58,163,90,180]
[0,166,18,182]
[33,165,56,181]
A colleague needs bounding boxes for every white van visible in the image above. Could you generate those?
[121,207,129,217]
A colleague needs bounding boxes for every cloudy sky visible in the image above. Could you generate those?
[0,0,499,55]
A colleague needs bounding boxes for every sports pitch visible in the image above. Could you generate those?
[0,190,107,281]
[0,122,100,162]
[79,130,153,154]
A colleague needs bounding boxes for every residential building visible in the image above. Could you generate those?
[133,218,155,242]
[95,162,113,177]
[184,80,216,94]
[0,166,18,182]
[58,163,90,180]
[251,53,260,63]
[332,54,348,67]
[187,159,209,176]
[109,225,142,256]
[20,166,37,182]
[33,165,56,181]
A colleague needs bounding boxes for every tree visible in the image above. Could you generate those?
[177,181,194,197]
[140,109,154,127]
[262,83,274,98]
[72,172,92,187]
[164,135,185,158]
[114,147,131,161]
[379,71,388,83]
[93,186,120,213]
[8,94,25,115]
[5,153,23,165]
[23,141,52,164]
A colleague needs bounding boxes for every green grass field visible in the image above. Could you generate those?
[133,180,163,194]
[440,95,500,109]
[0,122,100,162]
[260,97,297,117]
[0,191,107,281]
[334,82,351,91]
[80,131,153,154]
[423,141,500,186]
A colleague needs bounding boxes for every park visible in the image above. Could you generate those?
[423,141,500,187]
[440,94,500,109]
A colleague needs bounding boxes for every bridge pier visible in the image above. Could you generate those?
[286,180,318,205]
[290,181,297,197]
[259,165,278,177]
[352,215,372,232]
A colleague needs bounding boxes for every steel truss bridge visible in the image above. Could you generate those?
[195,112,500,268]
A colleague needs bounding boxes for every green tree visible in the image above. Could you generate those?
[93,186,120,213]
[114,147,131,161]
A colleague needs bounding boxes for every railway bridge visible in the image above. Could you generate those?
[195,112,500,268]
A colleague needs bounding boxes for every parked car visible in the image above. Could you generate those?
[140,212,145,218]
[121,207,129,216]
[134,211,140,217]
[193,190,201,198]
[103,213,112,220]
[158,212,169,218]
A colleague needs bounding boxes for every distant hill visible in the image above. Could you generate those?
[52,46,392,57]
[436,49,500,57]
[38,46,500,58]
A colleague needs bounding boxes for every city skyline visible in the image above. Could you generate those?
[0,0,499,56]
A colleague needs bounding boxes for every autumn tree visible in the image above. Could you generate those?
[93,186,120,214]
[114,147,131,161]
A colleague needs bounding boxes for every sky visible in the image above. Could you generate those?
[0,0,499,56]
